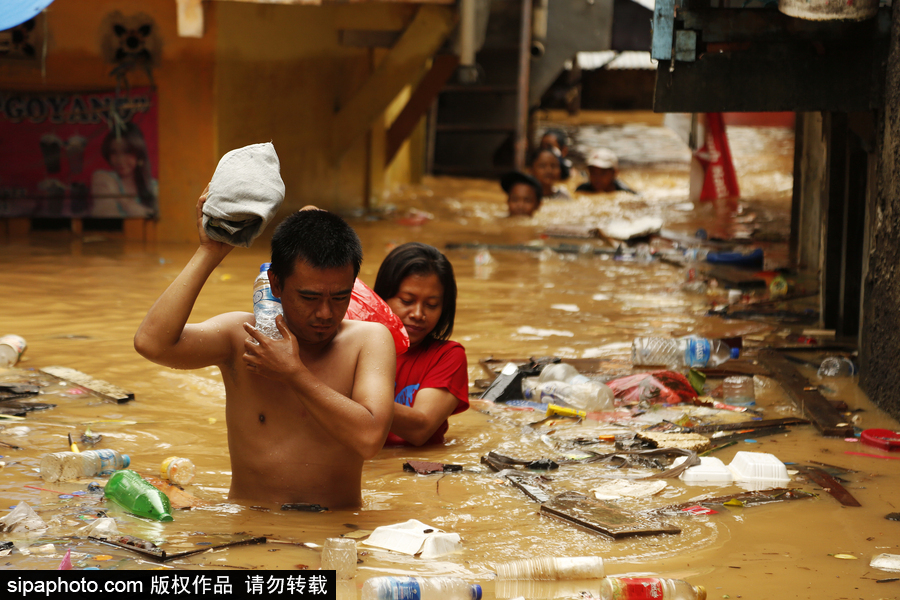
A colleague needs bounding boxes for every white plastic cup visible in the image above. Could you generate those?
[321,537,356,580]
[722,375,755,404]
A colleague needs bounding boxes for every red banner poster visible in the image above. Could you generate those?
[694,112,740,210]
[0,87,158,218]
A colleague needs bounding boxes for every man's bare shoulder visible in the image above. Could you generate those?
[339,319,391,342]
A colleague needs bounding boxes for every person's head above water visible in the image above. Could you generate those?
[586,147,619,193]
[528,146,563,194]
[269,209,363,285]
[500,171,542,217]
[374,242,457,347]
[540,129,569,156]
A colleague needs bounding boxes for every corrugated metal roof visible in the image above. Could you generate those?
[577,51,657,71]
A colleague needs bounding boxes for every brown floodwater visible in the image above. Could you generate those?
[1,111,899,600]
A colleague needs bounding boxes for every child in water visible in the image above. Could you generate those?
[528,146,571,200]
[539,128,573,181]
[501,170,542,217]
[374,242,470,446]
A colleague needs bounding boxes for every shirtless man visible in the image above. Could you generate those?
[134,188,396,509]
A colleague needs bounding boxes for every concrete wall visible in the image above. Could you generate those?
[861,1,900,420]
[0,0,218,243]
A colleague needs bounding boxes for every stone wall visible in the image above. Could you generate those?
[861,1,900,419]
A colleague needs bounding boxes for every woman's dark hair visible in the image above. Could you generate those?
[541,128,569,149]
[270,209,363,284]
[101,121,154,207]
[374,242,457,343]
[527,145,561,168]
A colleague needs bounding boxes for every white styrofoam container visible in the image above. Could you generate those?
[727,451,790,488]
[673,456,734,484]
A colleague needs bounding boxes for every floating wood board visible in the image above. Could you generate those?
[795,465,861,507]
[687,417,809,434]
[756,349,854,437]
[39,366,134,403]
[649,488,815,515]
[505,473,552,504]
[540,492,680,539]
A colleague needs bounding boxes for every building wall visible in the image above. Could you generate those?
[861,0,900,419]
[0,0,218,243]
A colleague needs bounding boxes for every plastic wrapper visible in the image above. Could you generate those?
[346,278,409,356]
[0,502,47,535]
[606,370,699,406]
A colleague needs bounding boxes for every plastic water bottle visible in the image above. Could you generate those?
[494,556,605,580]
[632,337,738,368]
[817,356,857,378]
[524,364,615,411]
[0,335,26,368]
[104,469,174,522]
[253,262,282,340]
[361,576,482,600]
[600,577,706,600]
[160,456,195,486]
[40,449,130,482]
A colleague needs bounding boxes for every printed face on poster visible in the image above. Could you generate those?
[0,87,158,218]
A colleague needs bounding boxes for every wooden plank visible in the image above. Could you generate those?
[795,465,861,507]
[686,417,809,434]
[386,53,459,164]
[756,348,854,437]
[39,366,134,403]
[330,4,457,162]
[541,491,680,539]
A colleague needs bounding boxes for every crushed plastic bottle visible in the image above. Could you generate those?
[522,363,615,411]
[0,335,26,368]
[40,449,130,482]
[632,337,738,368]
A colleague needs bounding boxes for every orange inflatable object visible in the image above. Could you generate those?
[346,278,410,356]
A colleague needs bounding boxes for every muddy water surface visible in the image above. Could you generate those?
[1,112,898,600]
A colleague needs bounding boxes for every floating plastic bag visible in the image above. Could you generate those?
[0,502,47,535]
[57,548,72,570]
[81,517,120,538]
[606,371,699,406]
[346,278,409,356]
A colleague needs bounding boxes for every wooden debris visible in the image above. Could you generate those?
[281,503,329,512]
[636,431,711,453]
[39,366,134,403]
[505,473,552,504]
[649,488,816,515]
[541,491,680,539]
[795,465,861,507]
[90,534,267,562]
[686,417,809,434]
[756,349,854,437]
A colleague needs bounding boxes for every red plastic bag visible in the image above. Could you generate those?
[694,112,740,210]
[606,371,698,406]
[346,278,409,356]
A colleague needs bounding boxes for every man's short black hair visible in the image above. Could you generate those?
[501,170,543,203]
[269,210,363,284]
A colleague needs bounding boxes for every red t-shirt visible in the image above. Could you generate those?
[384,340,469,446]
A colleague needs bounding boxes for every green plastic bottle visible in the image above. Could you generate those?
[104,469,174,522]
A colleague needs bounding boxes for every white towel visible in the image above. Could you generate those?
[202,142,285,247]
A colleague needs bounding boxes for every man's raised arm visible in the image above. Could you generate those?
[134,188,236,370]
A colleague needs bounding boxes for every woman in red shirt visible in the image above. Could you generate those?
[374,243,469,446]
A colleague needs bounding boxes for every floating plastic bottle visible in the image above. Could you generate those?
[522,363,615,412]
[361,576,482,600]
[253,262,283,340]
[40,449,130,482]
[631,337,738,368]
[104,469,174,522]
[160,456,195,486]
[817,356,857,378]
[0,335,26,368]
[600,577,706,600]
[494,556,605,580]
